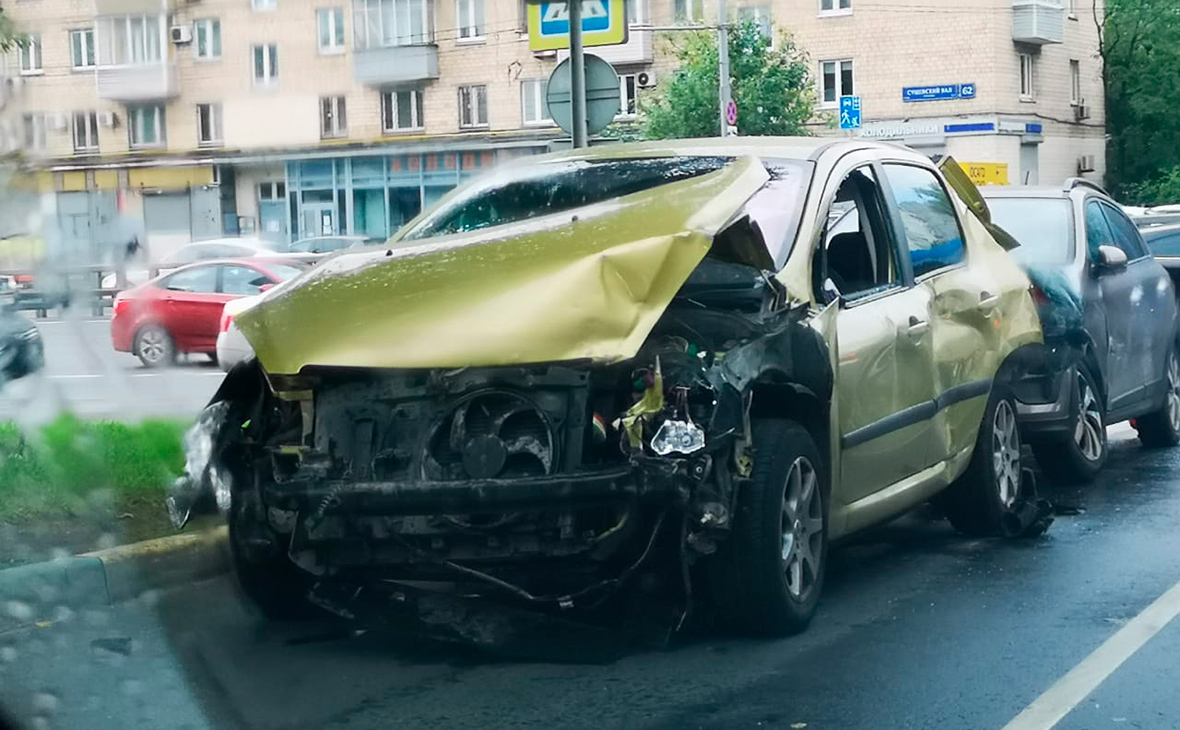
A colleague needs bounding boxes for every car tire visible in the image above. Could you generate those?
[1135,344,1180,448]
[229,488,319,621]
[1031,363,1107,484]
[707,419,827,637]
[134,324,175,368]
[941,383,1022,537]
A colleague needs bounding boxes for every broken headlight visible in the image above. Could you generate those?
[650,418,706,456]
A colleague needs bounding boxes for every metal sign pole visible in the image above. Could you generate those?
[717,0,730,137]
[569,0,588,148]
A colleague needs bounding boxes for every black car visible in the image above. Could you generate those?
[0,306,44,384]
[981,180,1180,484]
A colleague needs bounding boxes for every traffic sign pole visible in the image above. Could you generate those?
[716,0,730,137]
[569,0,588,148]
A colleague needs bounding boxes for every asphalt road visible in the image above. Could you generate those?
[0,314,223,422]
[2,425,1179,730]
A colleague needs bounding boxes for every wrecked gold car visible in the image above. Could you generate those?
[169,139,1043,638]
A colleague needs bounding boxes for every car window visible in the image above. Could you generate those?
[1084,200,1116,260]
[1100,202,1149,260]
[820,166,901,300]
[986,197,1074,265]
[161,265,218,293]
[1145,230,1180,258]
[882,164,965,279]
[220,265,271,296]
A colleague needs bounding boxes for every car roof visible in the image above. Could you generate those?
[511,137,921,167]
[979,185,1073,198]
[1140,223,1180,237]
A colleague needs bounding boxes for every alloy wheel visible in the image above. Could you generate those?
[138,328,169,365]
[992,400,1021,508]
[1074,371,1104,462]
[780,456,823,599]
[1167,352,1180,434]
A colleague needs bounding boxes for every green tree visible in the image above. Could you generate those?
[1100,0,1180,200]
[642,21,817,140]
[0,6,25,53]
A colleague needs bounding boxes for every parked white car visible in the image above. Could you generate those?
[216,294,261,371]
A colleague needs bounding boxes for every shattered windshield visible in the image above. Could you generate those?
[987,197,1075,265]
[399,156,730,240]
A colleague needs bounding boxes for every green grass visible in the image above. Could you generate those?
[0,415,187,521]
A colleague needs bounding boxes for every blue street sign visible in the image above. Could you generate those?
[903,83,977,103]
[539,1,611,36]
[839,96,861,130]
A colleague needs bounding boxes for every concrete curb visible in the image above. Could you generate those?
[0,526,229,620]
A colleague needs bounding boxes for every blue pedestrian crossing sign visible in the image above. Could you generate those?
[528,1,628,52]
[839,96,862,130]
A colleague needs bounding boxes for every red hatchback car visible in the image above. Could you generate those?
[111,258,306,367]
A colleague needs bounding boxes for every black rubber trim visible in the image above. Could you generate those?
[842,378,991,449]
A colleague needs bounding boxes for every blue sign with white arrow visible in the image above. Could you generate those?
[839,95,862,130]
[902,83,977,103]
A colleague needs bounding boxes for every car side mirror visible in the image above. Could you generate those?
[1094,245,1128,274]
[823,277,845,305]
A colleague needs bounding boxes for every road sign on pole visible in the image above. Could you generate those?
[839,96,862,130]
[528,1,628,52]
[546,53,620,139]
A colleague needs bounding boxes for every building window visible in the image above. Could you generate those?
[197,103,222,146]
[625,0,649,24]
[458,84,488,128]
[259,181,286,200]
[253,44,279,86]
[382,88,424,132]
[19,34,42,74]
[456,0,485,41]
[128,104,164,148]
[1070,59,1081,105]
[21,113,46,151]
[320,95,347,138]
[253,0,277,11]
[70,29,96,69]
[820,59,854,107]
[72,111,99,153]
[1019,52,1035,100]
[96,16,163,66]
[737,6,771,40]
[352,0,432,49]
[674,0,703,22]
[618,73,638,118]
[194,19,221,59]
[521,79,550,125]
[318,8,345,53]
[819,0,851,14]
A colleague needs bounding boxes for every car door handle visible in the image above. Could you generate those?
[905,316,930,338]
[978,291,1000,311]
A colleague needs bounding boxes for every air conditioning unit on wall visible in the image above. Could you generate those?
[170,25,193,44]
[1074,101,1091,121]
[637,71,657,88]
[1077,155,1096,174]
[97,111,118,128]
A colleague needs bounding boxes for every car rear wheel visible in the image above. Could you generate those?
[1032,363,1107,484]
[1135,345,1180,448]
[707,419,826,637]
[134,324,175,368]
[941,384,1022,537]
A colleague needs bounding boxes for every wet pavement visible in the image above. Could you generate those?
[0,315,222,422]
[2,425,1179,730]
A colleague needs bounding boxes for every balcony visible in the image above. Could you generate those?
[353,43,439,87]
[96,62,178,102]
[1013,0,1064,45]
[557,25,653,66]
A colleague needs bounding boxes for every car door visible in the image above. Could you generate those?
[158,265,224,352]
[823,162,940,507]
[1099,200,1177,410]
[1083,199,1143,413]
[879,162,996,465]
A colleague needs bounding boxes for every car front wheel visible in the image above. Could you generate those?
[941,384,1022,537]
[1135,344,1180,448]
[134,324,175,368]
[1032,363,1107,484]
[707,419,827,637]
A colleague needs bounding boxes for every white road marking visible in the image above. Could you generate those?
[1000,578,1180,730]
[30,319,109,325]
[46,374,102,380]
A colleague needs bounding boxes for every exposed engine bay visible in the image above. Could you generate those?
[168,257,833,637]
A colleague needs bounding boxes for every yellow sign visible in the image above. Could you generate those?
[527,1,628,52]
[958,162,1010,186]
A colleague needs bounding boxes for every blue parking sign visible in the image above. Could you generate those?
[539,2,611,35]
[839,96,862,130]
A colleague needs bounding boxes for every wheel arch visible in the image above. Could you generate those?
[749,379,832,493]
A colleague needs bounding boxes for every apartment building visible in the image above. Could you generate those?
[0,0,1104,262]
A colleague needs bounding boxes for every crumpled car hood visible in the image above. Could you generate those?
[236,156,771,375]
